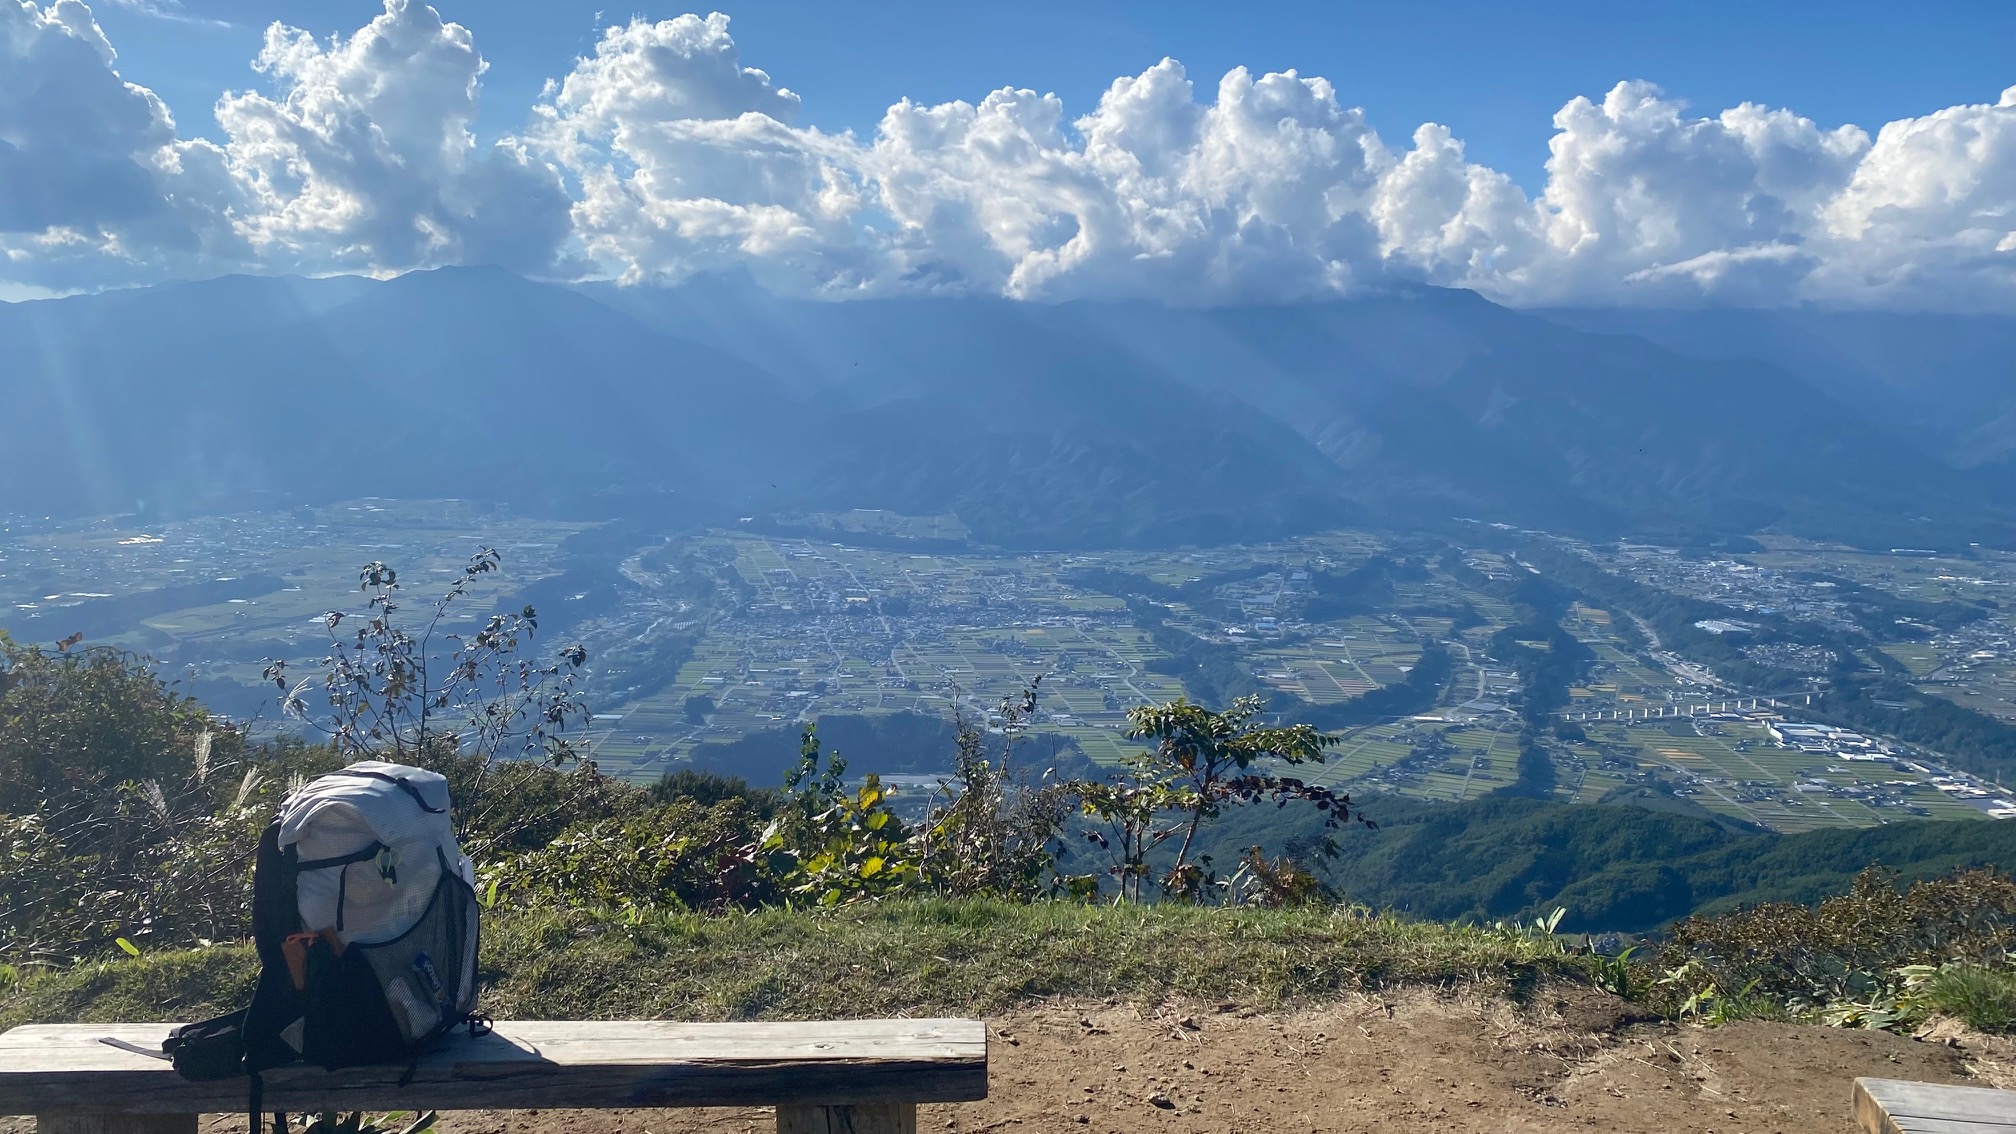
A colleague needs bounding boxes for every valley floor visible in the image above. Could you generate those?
[17,989,2009,1134]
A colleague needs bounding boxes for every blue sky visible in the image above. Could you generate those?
[95,0,2016,193]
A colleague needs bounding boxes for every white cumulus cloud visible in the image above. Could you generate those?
[856,62,1397,301]
[2,0,2013,311]
[1815,86,2016,306]
[527,12,869,290]
[1521,82,1872,304]
[0,0,242,287]
[1,0,572,288]
[212,0,573,275]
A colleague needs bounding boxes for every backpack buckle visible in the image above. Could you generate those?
[375,846,401,884]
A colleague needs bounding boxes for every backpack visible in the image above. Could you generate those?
[156,761,485,1130]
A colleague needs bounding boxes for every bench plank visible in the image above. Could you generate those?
[1856,1078,2016,1134]
[0,1021,987,1116]
[38,1118,196,1134]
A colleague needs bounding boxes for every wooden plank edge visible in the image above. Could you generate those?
[1856,1078,2016,1134]
[1,1060,988,1116]
[1858,1077,1909,1134]
[37,1114,199,1134]
[1858,1120,2016,1134]
[1,1020,989,1044]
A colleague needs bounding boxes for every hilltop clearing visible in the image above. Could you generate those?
[6,637,2016,1134]
[435,992,2015,1134]
[6,987,2006,1134]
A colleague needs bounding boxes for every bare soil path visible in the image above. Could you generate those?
[11,987,2011,1134]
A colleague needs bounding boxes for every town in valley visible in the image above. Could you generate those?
[6,501,2016,835]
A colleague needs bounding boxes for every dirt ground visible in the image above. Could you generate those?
[16,988,2016,1134]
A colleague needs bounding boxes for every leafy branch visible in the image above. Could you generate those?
[264,550,591,768]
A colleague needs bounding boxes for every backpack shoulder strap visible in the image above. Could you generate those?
[245,822,309,1085]
[250,820,298,965]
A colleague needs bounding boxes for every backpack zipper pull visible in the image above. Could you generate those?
[376,846,401,884]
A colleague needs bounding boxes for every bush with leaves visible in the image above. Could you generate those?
[428,753,647,858]
[1072,696,1367,901]
[652,769,778,817]
[0,813,121,965]
[756,729,919,907]
[259,550,606,852]
[0,746,285,964]
[0,637,293,963]
[1217,847,1329,907]
[1896,961,2016,1034]
[0,552,610,965]
[1,639,244,817]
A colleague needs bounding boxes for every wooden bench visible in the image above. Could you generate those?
[1855,1077,2016,1134]
[0,1019,987,1134]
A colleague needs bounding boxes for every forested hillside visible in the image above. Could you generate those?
[1187,792,2015,933]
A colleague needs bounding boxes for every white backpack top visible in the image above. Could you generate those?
[279,761,474,945]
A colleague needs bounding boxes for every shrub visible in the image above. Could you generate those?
[756,729,919,907]
[0,763,276,963]
[439,754,648,857]
[1658,867,2016,1011]
[1074,695,1364,901]
[490,798,773,911]
[0,640,242,817]
[265,551,590,766]
[914,687,1074,901]
[652,769,777,817]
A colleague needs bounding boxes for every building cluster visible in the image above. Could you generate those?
[1767,721,1893,758]
[662,543,1177,755]
[1595,546,1869,633]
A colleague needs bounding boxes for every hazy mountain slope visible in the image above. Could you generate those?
[6,269,2010,549]
[583,277,1054,400]
[389,272,1355,546]
[603,279,2002,545]
[1047,292,1985,538]
[0,268,803,519]
[1350,323,1994,540]
[1534,307,2016,466]
[2,274,368,517]
[305,268,806,500]
[787,384,1358,548]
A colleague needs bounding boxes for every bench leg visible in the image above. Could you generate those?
[775,1103,916,1134]
[38,1116,199,1134]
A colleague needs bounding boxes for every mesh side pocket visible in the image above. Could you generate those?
[352,858,478,1046]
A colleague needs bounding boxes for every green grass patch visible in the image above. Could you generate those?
[1914,964,2016,1034]
[0,900,1594,1028]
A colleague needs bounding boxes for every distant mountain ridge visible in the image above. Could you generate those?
[4,267,2011,549]
[1535,306,2016,468]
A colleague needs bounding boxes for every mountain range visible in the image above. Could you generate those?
[1537,307,2016,469]
[5,267,2013,549]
